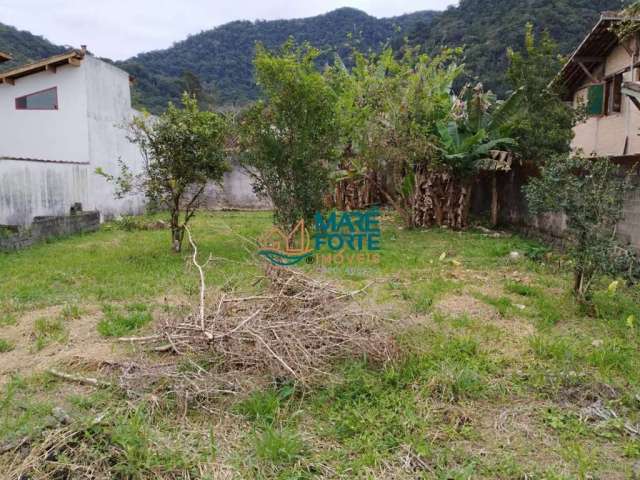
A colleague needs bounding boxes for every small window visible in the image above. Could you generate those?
[587,84,604,116]
[15,87,58,110]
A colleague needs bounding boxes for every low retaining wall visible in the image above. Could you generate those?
[0,211,100,251]
[471,162,640,253]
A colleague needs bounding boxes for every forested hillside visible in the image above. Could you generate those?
[0,0,628,109]
[407,0,623,96]
[119,8,438,111]
[0,22,65,71]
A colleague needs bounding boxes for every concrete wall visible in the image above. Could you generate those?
[0,211,100,251]
[0,159,89,225]
[0,55,145,225]
[200,164,271,210]
[618,175,640,248]
[471,166,640,254]
[83,56,145,219]
[0,60,90,163]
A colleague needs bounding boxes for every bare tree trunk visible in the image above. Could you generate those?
[170,199,184,252]
[171,225,184,253]
[330,171,381,211]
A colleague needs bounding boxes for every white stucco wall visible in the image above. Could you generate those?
[200,162,271,210]
[83,56,145,219]
[0,55,145,225]
[0,160,89,225]
[0,62,90,163]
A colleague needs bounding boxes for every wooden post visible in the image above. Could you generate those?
[490,173,498,227]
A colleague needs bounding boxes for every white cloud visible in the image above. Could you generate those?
[0,0,457,60]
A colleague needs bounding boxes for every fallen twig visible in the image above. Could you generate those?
[47,369,112,388]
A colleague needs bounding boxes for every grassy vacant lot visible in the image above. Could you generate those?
[1,211,640,479]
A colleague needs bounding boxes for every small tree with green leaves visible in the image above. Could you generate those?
[505,24,578,164]
[239,40,339,230]
[100,93,229,252]
[526,155,637,302]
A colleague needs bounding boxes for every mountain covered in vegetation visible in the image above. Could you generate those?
[407,0,622,96]
[0,22,65,71]
[118,8,438,111]
[0,0,626,110]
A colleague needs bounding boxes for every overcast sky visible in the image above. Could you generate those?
[0,0,457,60]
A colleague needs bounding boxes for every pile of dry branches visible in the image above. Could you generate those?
[117,255,396,403]
[127,266,393,377]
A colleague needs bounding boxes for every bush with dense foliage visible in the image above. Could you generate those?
[99,94,229,252]
[526,155,637,302]
[238,41,339,230]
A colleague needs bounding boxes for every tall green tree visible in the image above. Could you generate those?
[181,71,217,111]
[239,40,339,230]
[505,24,578,164]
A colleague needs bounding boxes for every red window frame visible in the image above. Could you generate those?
[15,86,59,110]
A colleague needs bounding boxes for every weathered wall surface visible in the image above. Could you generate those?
[0,159,89,225]
[200,165,271,210]
[83,56,145,219]
[0,211,100,251]
[618,175,640,248]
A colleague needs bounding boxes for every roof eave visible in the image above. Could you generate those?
[0,49,85,85]
[553,14,640,97]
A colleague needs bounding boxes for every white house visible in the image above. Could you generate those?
[0,48,145,226]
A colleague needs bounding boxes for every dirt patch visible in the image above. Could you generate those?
[0,306,124,383]
[435,293,535,338]
[435,294,497,321]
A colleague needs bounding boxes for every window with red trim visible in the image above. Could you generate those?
[15,87,58,110]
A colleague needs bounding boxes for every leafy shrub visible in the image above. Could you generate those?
[526,155,638,302]
[239,40,339,229]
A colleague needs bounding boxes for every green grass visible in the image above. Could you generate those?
[2,211,640,478]
[0,212,271,314]
[234,390,282,425]
[476,293,514,317]
[0,313,17,326]
[33,317,68,351]
[97,303,153,337]
[0,338,14,353]
[252,426,304,464]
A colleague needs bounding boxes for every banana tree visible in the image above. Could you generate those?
[412,84,519,229]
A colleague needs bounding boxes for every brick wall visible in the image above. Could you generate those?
[0,211,100,251]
